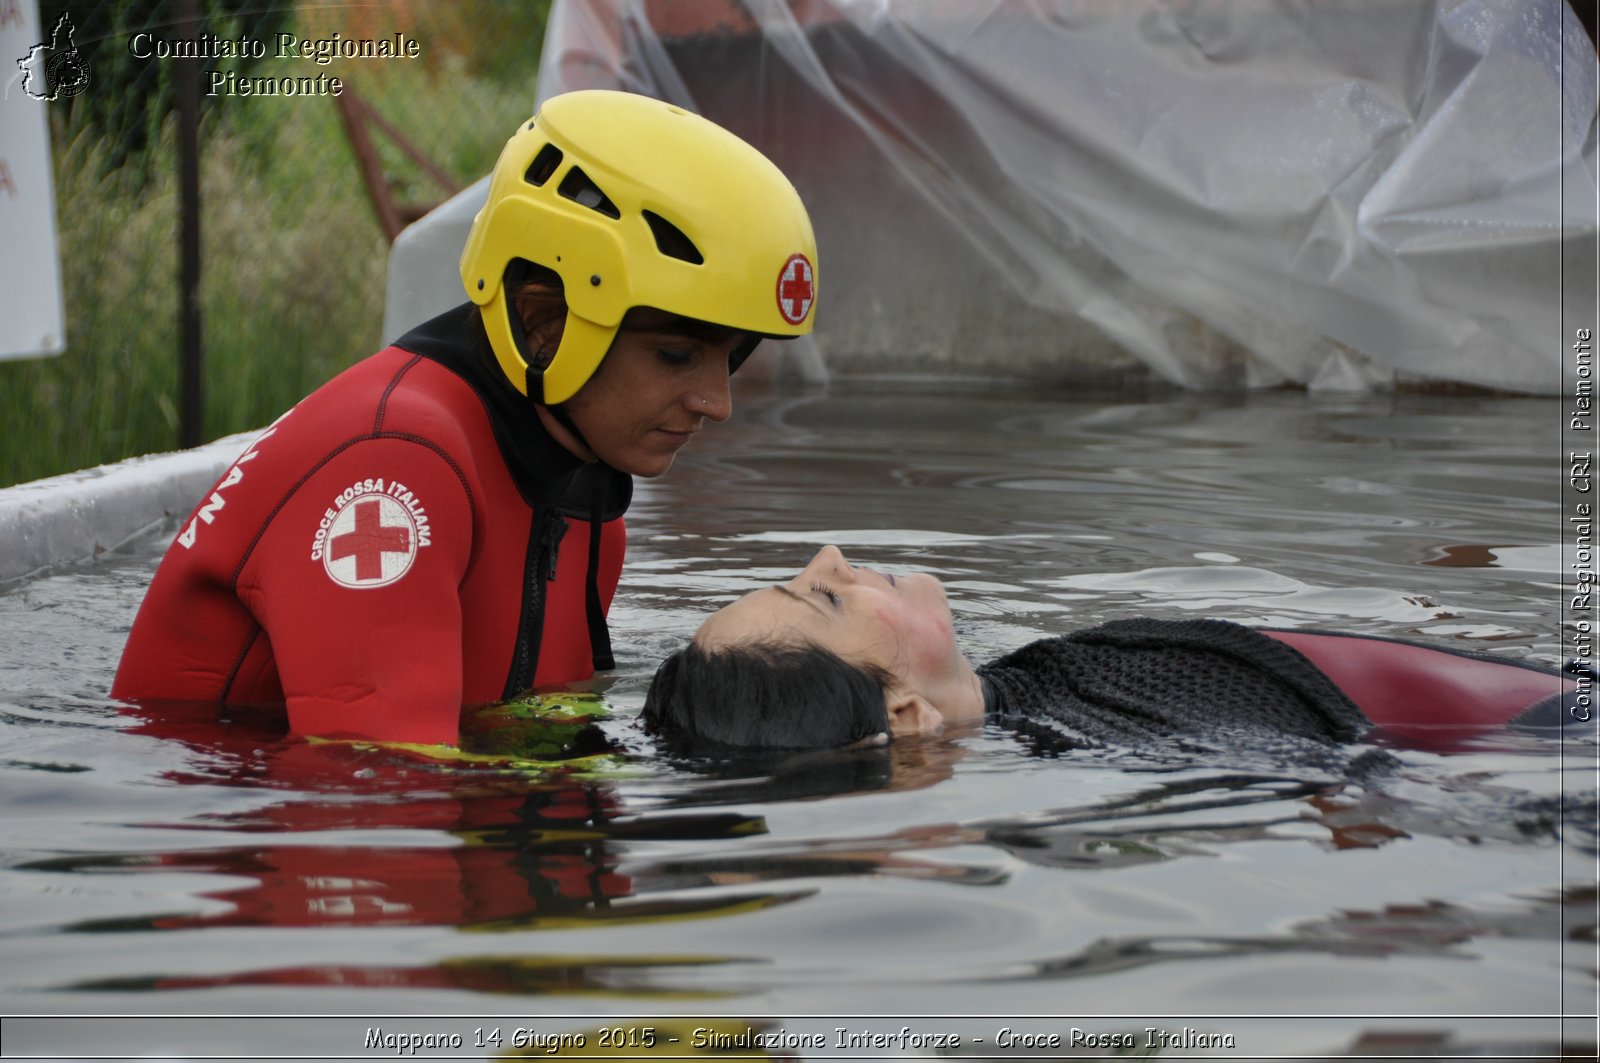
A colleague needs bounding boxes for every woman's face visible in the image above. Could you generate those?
[695,546,980,724]
[559,323,745,478]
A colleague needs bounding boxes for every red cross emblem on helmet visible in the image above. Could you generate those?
[775,253,815,326]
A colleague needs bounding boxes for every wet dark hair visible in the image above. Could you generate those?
[642,641,892,752]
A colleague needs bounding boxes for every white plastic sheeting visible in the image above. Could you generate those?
[389,0,1597,393]
[0,0,68,361]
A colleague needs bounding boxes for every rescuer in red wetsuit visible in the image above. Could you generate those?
[113,91,819,746]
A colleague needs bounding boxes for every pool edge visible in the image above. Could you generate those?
[0,433,255,583]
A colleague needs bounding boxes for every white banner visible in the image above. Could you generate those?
[0,0,69,361]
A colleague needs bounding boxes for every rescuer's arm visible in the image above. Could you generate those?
[240,438,476,745]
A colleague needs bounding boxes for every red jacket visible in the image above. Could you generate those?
[113,306,629,745]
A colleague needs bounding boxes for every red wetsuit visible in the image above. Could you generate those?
[1263,628,1584,743]
[112,306,629,746]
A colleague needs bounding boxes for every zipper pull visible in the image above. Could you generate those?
[541,517,568,581]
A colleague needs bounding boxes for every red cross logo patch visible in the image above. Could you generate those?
[775,253,815,326]
[322,494,419,588]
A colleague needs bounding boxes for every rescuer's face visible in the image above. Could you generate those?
[558,323,744,478]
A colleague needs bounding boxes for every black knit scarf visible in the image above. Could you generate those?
[978,618,1371,757]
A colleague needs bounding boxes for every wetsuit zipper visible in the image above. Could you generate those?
[504,506,567,699]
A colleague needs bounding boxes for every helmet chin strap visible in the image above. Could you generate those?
[506,276,601,460]
[523,346,596,458]
[527,359,598,461]
[542,398,597,459]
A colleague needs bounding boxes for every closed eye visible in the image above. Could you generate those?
[810,581,841,607]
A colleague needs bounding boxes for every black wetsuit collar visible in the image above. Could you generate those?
[394,303,628,678]
[393,302,586,503]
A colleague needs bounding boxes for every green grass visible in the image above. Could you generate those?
[1,14,541,487]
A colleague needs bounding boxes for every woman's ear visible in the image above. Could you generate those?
[514,299,564,368]
[521,323,557,367]
[885,690,944,737]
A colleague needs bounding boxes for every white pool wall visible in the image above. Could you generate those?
[0,432,252,583]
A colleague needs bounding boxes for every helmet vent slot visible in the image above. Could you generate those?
[643,211,704,265]
[558,166,620,219]
[525,144,563,187]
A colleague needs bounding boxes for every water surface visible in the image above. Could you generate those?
[1,384,1592,1058]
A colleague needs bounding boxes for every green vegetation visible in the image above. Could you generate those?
[2,1,549,487]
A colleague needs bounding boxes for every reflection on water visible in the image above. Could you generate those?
[0,385,1593,1057]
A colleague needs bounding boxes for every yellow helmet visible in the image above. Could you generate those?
[460,90,819,405]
